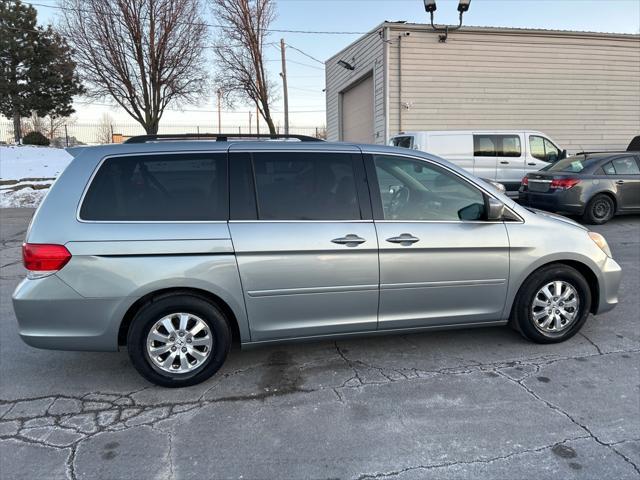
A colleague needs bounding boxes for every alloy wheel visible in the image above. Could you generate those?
[146,313,213,374]
[531,281,580,334]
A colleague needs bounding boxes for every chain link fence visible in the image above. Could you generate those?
[0,121,327,146]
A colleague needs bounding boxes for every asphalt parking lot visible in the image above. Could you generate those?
[0,207,638,480]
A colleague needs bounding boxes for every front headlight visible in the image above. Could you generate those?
[588,232,612,258]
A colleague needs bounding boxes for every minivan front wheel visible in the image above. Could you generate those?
[512,265,591,343]
[127,295,231,387]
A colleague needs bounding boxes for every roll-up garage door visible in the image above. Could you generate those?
[341,75,374,143]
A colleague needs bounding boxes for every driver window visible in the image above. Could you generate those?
[374,155,486,221]
[544,138,560,163]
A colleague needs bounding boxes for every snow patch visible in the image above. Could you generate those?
[0,146,72,208]
[0,187,50,208]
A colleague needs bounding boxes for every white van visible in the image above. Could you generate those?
[389,130,566,194]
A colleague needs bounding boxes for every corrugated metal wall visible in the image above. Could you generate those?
[326,24,640,151]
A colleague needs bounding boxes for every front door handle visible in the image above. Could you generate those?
[500,161,509,165]
[331,234,366,247]
[616,180,625,185]
[386,233,420,246]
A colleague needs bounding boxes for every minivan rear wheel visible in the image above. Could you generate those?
[512,264,591,343]
[127,295,231,387]
[583,194,615,224]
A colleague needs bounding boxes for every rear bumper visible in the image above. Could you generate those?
[595,256,622,315]
[12,275,124,352]
[519,188,585,215]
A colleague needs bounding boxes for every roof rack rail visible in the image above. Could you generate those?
[123,133,324,144]
[574,150,628,156]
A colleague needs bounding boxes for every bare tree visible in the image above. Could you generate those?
[59,0,209,134]
[23,112,74,140]
[211,0,277,135]
[97,113,114,144]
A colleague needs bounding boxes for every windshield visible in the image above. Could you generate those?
[391,136,414,149]
[547,156,593,173]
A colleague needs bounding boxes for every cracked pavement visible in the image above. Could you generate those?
[0,208,639,479]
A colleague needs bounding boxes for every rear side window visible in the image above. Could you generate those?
[80,154,228,221]
[252,152,361,220]
[611,157,640,175]
[473,135,496,156]
[473,135,521,157]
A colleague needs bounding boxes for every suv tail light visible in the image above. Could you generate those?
[521,176,529,186]
[550,178,580,190]
[22,243,71,274]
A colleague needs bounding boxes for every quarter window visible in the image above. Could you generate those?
[80,154,227,221]
[374,155,486,221]
[602,162,616,175]
[252,152,361,220]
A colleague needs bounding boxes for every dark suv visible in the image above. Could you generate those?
[520,152,640,224]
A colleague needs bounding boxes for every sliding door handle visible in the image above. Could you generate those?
[331,234,366,247]
[386,233,419,246]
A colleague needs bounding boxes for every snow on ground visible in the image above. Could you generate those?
[0,146,73,208]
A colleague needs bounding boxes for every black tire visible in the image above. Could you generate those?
[127,294,231,387]
[583,194,615,225]
[511,264,591,344]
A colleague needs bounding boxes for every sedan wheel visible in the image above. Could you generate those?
[584,194,614,224]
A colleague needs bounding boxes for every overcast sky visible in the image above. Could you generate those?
[30,0,640,129]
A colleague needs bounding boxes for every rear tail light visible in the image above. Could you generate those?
[521,176,529,186]
[550,178,580,190]
[22,243,71,275]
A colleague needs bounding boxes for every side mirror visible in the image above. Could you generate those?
[561,149,568,160]
[487,197,505,221]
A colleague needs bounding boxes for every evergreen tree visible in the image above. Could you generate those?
[0,0,83,143]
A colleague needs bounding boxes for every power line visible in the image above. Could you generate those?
[284,43,325,65]
[23,1,371,36]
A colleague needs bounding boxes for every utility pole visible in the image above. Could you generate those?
[216,89,222,134]
[249,111,253,135]
[280,38,289,135]
[256,104,260,135]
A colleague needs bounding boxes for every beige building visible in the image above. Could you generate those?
[325,22,640,151]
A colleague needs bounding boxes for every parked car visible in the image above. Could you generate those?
[389,130,566,195]
[520,152,640,224]
[13,134,621,387]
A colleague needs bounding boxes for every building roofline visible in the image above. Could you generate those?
[325,22,387,64]
[325,21,639,64]
[382,21,640,39]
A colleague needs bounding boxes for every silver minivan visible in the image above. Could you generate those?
[13,135,621,387]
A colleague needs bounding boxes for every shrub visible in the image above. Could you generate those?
[22,131,50,146]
